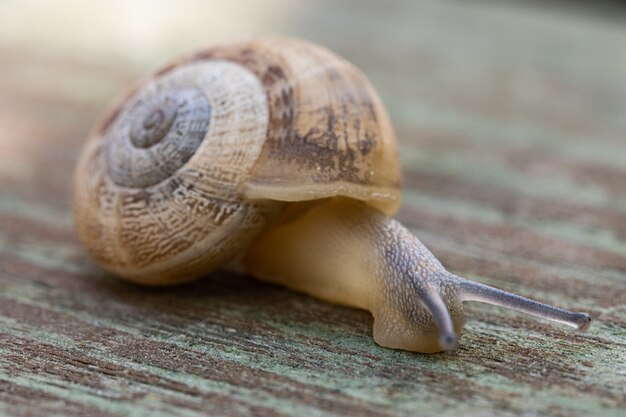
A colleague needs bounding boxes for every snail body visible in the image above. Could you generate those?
[74,37,590,353]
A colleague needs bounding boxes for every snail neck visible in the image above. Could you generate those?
[243,197,464,353]
[245,198,381,309]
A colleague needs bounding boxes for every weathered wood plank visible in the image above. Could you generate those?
[0,1,625,416]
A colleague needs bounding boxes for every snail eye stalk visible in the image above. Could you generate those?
[455,276,591,330]
[416,283,458,351]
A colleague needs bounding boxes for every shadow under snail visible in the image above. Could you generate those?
[73,36,591,353]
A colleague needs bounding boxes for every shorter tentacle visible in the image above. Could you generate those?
[415,283,458,351]
[454,275,591,330]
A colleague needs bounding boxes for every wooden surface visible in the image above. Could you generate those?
[1,1,625,416]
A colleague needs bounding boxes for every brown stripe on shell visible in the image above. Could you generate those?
[175,37,402,214]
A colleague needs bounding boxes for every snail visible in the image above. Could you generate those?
[73,37,591,353]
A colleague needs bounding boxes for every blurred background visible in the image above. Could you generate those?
[1,2,626,416]
[1,0,625,216]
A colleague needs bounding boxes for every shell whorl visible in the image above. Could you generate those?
[107,82,212,188]
[74,59,272,284]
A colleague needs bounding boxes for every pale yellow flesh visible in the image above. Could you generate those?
[244,198,465,353]
[245,200,377,310]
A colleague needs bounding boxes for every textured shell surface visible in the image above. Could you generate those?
[74,60,271,284]
[73,37,402,284]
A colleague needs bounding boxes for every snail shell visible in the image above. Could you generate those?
[74,37,590,353]
[74,37,400,285]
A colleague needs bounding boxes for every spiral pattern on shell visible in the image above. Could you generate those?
[107,84,212,188]
[74,59,271,283]
[73,37,401,284]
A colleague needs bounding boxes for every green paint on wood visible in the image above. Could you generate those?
[1,1,625,416]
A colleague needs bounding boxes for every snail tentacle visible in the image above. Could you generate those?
[412,281,458,351]
[455,276,592,330]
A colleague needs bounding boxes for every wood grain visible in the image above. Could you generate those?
[0,1,625,416]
